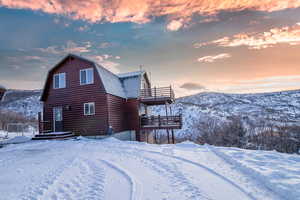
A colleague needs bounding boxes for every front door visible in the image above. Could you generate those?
[53,107,63,132]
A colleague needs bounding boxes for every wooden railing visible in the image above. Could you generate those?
[38,112,52,134]
[140,115,182,129]
[140,86,175,101]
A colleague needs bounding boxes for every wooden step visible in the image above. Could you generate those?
[32,132,76,140]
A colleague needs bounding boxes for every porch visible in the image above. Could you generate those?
[140,86,175,105]
[140,115,182,130]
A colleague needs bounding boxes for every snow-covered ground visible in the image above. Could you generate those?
[0,138,299,200]
[0,130,35,141]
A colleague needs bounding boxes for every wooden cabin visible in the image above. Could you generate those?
[38,54,182,142]
[0,85,6,101]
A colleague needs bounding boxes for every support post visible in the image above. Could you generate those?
[38,112,42,134]
[158,115,161,128]
[171,129,175,144]
[167,129,170,144]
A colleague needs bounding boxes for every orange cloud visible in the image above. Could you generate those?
[198,53,231,63]
[1,0,300,26]
[195,23,300,49]
[167,20,184,31]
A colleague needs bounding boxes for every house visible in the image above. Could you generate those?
[38,54,182,142]
[0,85,6,101]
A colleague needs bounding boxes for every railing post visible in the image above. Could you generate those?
[158,115,161,128]
[180,114,182,128]
[38,112,42,134]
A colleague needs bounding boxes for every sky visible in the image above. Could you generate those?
[1,0,300,97]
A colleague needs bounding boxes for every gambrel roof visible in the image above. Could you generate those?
[41,54,149,101]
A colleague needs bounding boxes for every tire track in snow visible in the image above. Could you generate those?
[100,144,211,200]
[209,146,284,200]
[105,144,255,200]
[99,159,137,200]
[21,155,78,200]
[30,158,105,200]
[141,149,256,200]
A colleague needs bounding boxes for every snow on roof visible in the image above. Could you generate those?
[117,70,145,78]
[94,64,127,98]
[120,75,141,98]
[42,54,146,99]
[117,71,146,98]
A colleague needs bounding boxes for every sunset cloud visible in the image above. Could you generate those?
[167,20,183,31]
[1,0,299,28]
[180,83,206,91]
[195,23,300,49]
[197,53,231,63]
[36,41,92,54]
[86,54,121,74]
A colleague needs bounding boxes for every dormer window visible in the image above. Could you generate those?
[80,68,94,85]
[53,73,66,89]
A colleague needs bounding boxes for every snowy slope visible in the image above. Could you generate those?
[0,138,299,200]
[0,90,42,119]
[151,90,300,138]
[1,89,300,135]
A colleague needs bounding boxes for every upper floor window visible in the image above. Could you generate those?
[53,73,66,89]
[80,68,94,85]
[84,102,95,115]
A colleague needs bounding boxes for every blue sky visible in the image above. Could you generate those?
[1,1,300,96]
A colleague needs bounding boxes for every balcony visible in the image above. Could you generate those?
[140,86,175,105]
[140,115,182,130]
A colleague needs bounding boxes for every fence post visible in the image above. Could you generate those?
[158,115,161,128]
[154,87,157,99]
[38,112,42,134]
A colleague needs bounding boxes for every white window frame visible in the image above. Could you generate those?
[84,102,95,116]
[53,73,66,89]
[80,68,94,85]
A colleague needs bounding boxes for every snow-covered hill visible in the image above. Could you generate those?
[151,90,300,137]
[0,138,299,200]
[0,90,42,119]
[1,89,300,136]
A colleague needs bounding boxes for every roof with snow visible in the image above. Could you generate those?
[41,54,148,100]
[118,71,146,98]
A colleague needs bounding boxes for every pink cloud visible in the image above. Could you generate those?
[197,53,231,63]
[195,22,300,49]
[36,41,92,54]
[167,20,183,31]
[1,0,299,28]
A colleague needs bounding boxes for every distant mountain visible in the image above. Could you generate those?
[1,89,300,136]
[151,90,300,138]
[0,90,42,119]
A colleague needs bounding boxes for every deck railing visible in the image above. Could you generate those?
[140,86,175,101]
[38,112,52,134]
[140,115,182,129]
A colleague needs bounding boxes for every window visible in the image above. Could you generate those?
[80,68,94,85]
[84,102,95,115]
[53,107,62,121]
[53,73,66,89]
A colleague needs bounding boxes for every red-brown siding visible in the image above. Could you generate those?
[107,94,127,133]
[0,88,5,101]
[43,57,109,136]
[124,99,141,141]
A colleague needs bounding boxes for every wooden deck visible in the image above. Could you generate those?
[140,115,182,130]
[140,86,175,105]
